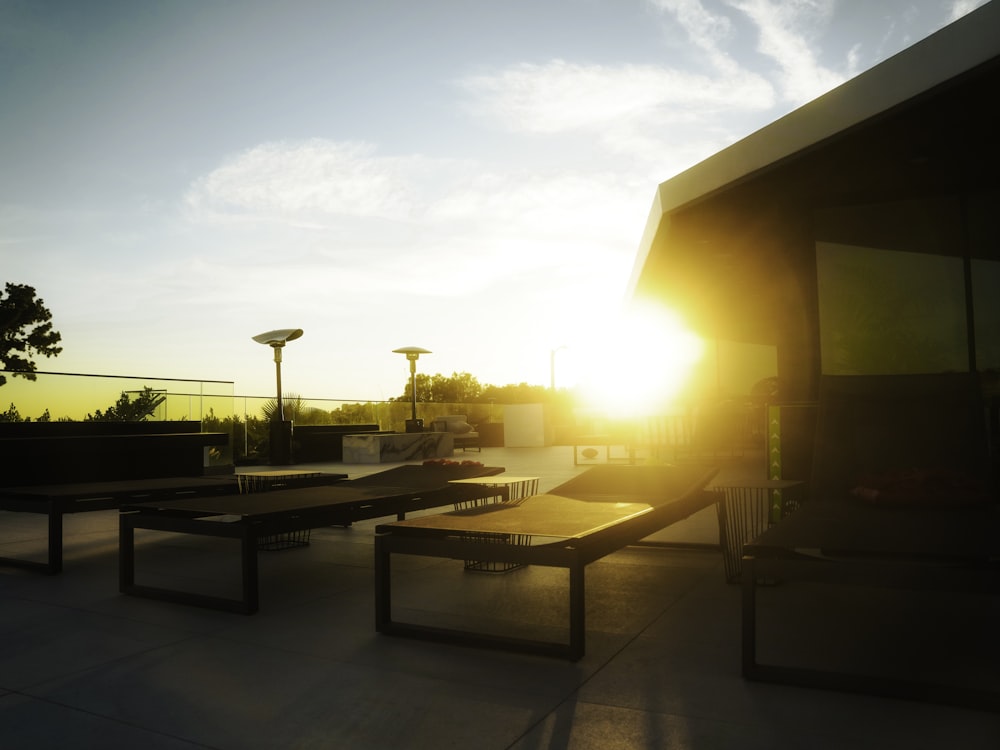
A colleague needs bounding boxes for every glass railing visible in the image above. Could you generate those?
[2,369,773,466]
[0,370,235,423]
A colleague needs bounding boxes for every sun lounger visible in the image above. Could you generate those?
[0,476,242,574]
[0,471,348,574]
[373,464,718,660]
[119,464,505,614]
[741,373,1000,711]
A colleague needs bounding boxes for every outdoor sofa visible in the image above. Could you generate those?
[741,372,1000,711]
[430,415,480,452]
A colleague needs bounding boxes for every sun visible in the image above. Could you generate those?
[570,303,704,417]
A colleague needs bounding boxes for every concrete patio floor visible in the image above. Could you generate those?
[2,446,998,749]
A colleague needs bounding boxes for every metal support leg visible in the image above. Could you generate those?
[374,534,391,632]
[47,504,63,574]
[568,562,586,661]
[241,527,259,615]
[119,514,135,591]
[742,555,758,678]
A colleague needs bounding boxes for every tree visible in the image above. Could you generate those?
[260,393,328,424]
[0,403,52,422]
[482,382,549,404]
[390,371,483,403]
[0,283,63,387]
[85,387,166,421]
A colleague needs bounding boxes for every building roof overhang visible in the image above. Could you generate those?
[629,1,1000,343]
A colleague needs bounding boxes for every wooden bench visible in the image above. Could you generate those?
[119,464,505,613]
[374,464,718,660]
[0,422,231,573]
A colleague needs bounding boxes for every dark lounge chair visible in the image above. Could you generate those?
[0,471,348,574]
[373,464,718,660]
[119,463,505,614]
[742,372,1000,711]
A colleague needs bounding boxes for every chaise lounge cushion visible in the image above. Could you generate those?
[851,466,991,508]
[432,415,475,434]
[809,372,992,505]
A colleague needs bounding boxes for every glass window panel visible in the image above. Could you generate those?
[816,242,968,375]
[972,259,1000,372]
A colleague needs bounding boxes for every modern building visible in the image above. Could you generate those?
[628,1,1000,403]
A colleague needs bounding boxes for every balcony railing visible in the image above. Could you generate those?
[1,370,773,465]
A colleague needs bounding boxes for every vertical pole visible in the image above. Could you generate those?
[273,345,284,421]
[409,358,417,422]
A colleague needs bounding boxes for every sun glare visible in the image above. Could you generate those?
[572,305,704,417]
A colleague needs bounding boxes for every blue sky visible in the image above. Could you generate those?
[1,0,988,401]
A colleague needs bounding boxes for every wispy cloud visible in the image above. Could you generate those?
[180,137,648,294]
[726,0,848,103]
[948,0,989,22]
[183,140,441,223]
[457,59,773,135]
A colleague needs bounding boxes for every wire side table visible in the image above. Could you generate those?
[448,476,540,572]
[713,479,804,583]
[237,470,325,550]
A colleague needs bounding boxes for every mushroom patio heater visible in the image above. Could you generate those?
[392,346,431,432]
[253,328,303,465]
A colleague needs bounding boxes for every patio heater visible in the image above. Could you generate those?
[252,328,303,465]
[392,346,431,432]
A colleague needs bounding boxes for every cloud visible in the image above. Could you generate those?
[948,0,989,22]
[722,0,846,104]
[179,137,648,297]
[458,58,773,135]
[183,140,449,224]
[455,55,774,179]
[648,0,741,73]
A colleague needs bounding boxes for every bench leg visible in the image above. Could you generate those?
[241,528,259,614]
[47,504,63,574]
[374,534,391,632]
[119,514,135,591]
[742,555,758,678]
[119,514,259,615]
[568,562,585,661]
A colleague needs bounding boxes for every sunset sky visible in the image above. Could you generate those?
[1,0,988,403]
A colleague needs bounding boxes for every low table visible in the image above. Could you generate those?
[342,432,454,463]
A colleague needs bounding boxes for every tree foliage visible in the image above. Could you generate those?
[260,393,331,424]
[482,382,551,404]
[391,371,483,403]
[84,387,166,421]
[0,403,52,422]
[391,371,562,405]
[0,283,63,386]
